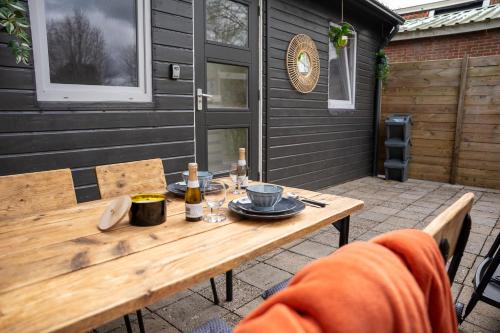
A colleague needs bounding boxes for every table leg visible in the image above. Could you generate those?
[210,277,220,304]
[123,315,133,333]
[333,216,350,247]
[136,310,145,333]
[226,270,233,302]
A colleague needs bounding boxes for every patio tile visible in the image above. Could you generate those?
[470,223,494,236]
[310,229,340,247]
[350,216,379,229]
[233,259,260,274]
[373,222,402,233]
[131,312,180,333]
[357,230,383,241]
[480,235,496,257]
[265,250,314,274]
[234,297,264,317]
[280,238,305,250]
[454,265,470,284]
[470,213,498,227]
[349,226,370,241]
[378,200,410,210]
[368,205,401,216]
[256,248,284,262]
[404,204,437,215]
[465,233,489,255]
[155,293,229,333]
[222,312,243,328]
[412,200,442,210]
[198,277,262,311]
[384,216,420,228]
[464,257,483,287]
[236,263,292,290]
[395,209,429,221]
[451,283,463,302]
[357,211,390,223]
[148,290,193,312]
[459,320,491,333]
[288,240,335,259]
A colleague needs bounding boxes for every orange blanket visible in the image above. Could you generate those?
[235,229,457,333]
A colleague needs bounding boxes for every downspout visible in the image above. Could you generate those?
[372,24,399,177]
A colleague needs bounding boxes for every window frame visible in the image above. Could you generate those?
[28,0,152,103]
[328,22,357,110]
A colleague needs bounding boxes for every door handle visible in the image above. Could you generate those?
[197,88,213,111]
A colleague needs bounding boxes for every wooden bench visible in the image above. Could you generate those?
[95,159,167,199]
[0,169,77,221]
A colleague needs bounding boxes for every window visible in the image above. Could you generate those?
[29,0,152,102]
[328,23,357,110]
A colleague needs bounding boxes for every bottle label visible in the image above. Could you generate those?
[238,159,246,166]
[185,203,203,218]
[187,180,200,188]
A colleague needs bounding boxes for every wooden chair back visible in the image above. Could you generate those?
[95,159,167,199]
[424,192,474,259]
[0,169,77,221]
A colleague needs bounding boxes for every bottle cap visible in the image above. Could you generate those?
[239,148,246,160]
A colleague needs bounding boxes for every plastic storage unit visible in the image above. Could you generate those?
[384,115,411,182]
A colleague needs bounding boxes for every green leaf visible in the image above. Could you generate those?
[8,1,26,12]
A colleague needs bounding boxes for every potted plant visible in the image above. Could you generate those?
[376,50,390,87]
[328,22,354,54]
[0,0,30,64]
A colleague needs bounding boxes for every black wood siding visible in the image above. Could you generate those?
[0,0,195,202]
[265,0,388,189]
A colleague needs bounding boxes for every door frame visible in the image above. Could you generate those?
[193,0,262,180]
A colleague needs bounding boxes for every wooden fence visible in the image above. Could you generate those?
[379,54,500,189]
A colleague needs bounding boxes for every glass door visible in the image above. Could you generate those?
[194,0,259,178]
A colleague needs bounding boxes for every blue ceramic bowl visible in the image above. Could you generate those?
[246,184,283,211]
[182,171,213,190]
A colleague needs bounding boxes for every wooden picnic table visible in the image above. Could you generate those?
[0,180,363,333]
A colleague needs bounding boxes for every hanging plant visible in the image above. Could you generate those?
[376,50,390,86]
[0,0,31,64]
[328,23,354,54]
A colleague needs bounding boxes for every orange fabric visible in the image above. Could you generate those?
[235,229,457,333]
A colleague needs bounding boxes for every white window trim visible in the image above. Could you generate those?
[28,0,152,102]
[328,22,357,110]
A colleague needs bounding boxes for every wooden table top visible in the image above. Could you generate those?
[0,180,363,333]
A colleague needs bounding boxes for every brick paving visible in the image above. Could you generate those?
[95,177,500,333]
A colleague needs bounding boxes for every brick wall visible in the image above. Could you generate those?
[401,11,429,19]
[385,28,500,62]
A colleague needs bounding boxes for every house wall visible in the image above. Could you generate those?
[385,28,500,62]
[265,0,389,189]
[0,0,395,201]
[0,0,195,202]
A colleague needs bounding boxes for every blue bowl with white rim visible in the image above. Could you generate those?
[182,171,213,190]
[246,184,283,211]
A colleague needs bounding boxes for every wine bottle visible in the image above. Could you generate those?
[237,148,248,187]
[185,163,203,222]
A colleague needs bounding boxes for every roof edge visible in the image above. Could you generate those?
[363,0,405,24]
[393,20,500,40]
[395,0,480,14]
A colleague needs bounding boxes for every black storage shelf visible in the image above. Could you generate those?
[384,115,411,182]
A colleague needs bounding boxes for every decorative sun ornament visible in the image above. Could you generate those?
[286,34,320,94]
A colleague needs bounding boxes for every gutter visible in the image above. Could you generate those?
[372,25,400,177]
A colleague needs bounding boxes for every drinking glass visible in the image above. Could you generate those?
[203,180,227,223]
[229,162,244,194]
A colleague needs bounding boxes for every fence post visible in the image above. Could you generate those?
[450,54,469,184]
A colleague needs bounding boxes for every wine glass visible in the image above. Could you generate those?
[203,180,227,223]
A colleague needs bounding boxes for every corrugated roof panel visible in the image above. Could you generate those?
[399,4,500,32]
